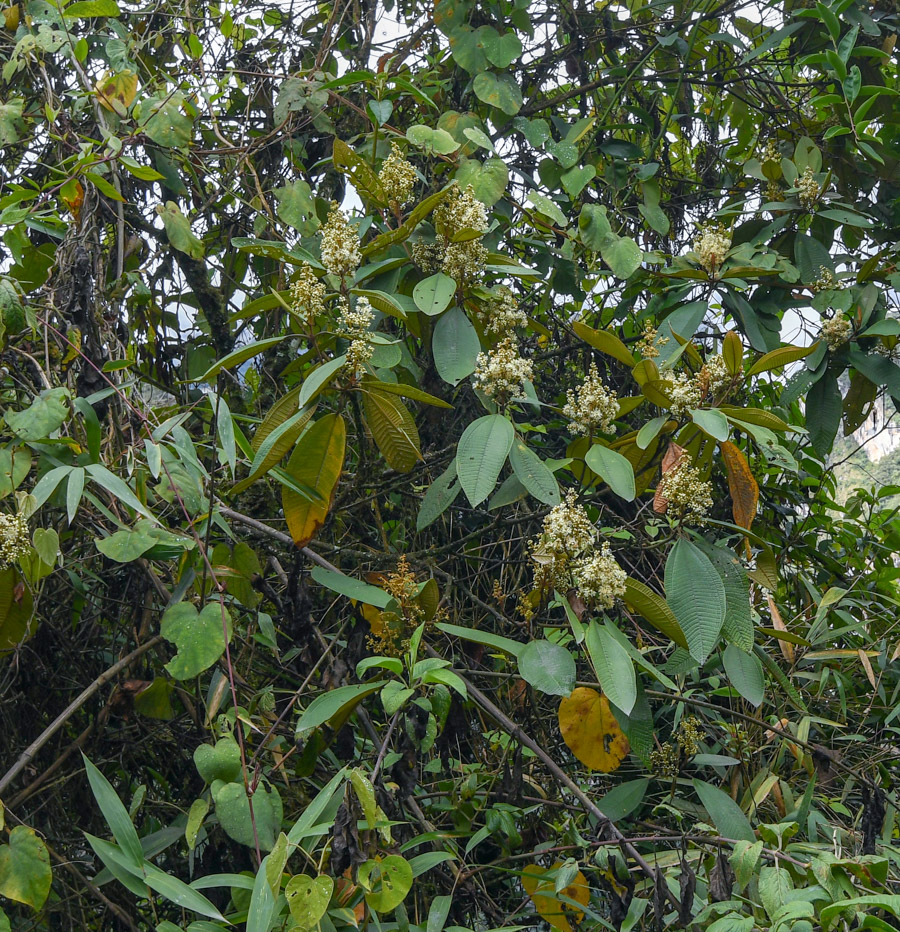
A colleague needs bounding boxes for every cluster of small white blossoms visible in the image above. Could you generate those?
[821,314,852,351]
[694,223,732,276]
[760,139,779,165]
[290,264,327,321]
[699,354,732,397]
[563,362,619,435]
[338,296,375,373]
[667,371,703,417]
[636,322,666,359]
[0,512,29,569]
[573,543,628,611]
[433,184,490,284]
[797,166,821,211]
[530,492,626,608]
[482,286,528,335]
[378,143,417,209]
[472,336,533,403]
[812,266,844,293]
[320,203,361,279]
[411,241,443,274]
[658,456,713,524]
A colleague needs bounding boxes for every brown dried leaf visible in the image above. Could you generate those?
[767,595,794,664]
[653,442,685,514]
[720,440,759,531]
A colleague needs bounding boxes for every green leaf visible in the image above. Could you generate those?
[160,601,232,680]
[0,827,51,910]
[414,273,457,316]
[246,857,277,932]
[578,204,612,250]
[360,855,413,912]
[298,355,348,408]
[417,463,461,530]
[729,839,763,891]
[483,31,522,67]
[143,862,226,920]
[285,874,334,927]
[436,622,523,658]
[213,781,283,851]
[158,201,204,259]
[432,305,480,384]
[600,235,642,279]
[456,415,514,507]
[275,179,315,232]
[82,755,144,868]
[527,191,568,227]
[295,682,387,733]
[472,72,522,114]
[665,538,726,663]
[806,373,841,458]
[693,540,753,652]
[693,778,755,841]
[406,125,459,155]
[193,737,242,784]
[690,408,730,442]
[310,565,391,608]
[585,621,636,715]
[572,321,636,367]
[746,343,818,376]
[723,644,765,707]
[518,640,576,696]
[453,156,509,206]
[0,448,30,498]
[64,0,119,15]
[0,99,24,145]
[584,443,636,501]
[794,234,833,283]
[509,440,560,505]
[820,896,900,929]
[191,336,285,383]
[596,778,649,821]
[623,578,688,649]
[5,387,70,440]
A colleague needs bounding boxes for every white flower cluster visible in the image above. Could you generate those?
[563,362,619,435]
[433,185,490,285]
[483,286,528,335]
[821,314,851,351]
[694,223,731,276]
[530,492,625,607]
[320,203,361,279]
[290,264,327,322]
[667,371,702,417]
[338,296,375,373]
[573,543,627,610]
[700,354,732,398]
[0,512,29,569]
[411,241,444,274]
[379,143,417,209]
[658,456,713,524]
[797,166,820,211]
[812,266,843,293]
[472,337,533,403]
[760,139,779,164]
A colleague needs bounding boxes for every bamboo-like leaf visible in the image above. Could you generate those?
[361,388,421,472]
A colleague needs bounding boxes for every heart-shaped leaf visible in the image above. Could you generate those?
[194,736,242,784]
[161,601,232,680]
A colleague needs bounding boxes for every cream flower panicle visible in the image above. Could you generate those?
[433,184,490,285]
[338,296,375,374]
[472,337,533,403]
[573,543,627,610]
[483,286,528,335]
[379,142,417,208]
[563,362,619,435]
[694,223,731,276]
[290,264,327,322]
[700,354,732,398]
[797,165,821,211]
[821,314,851,351]
[320,203,361,279]
[667,371,702,417]
[659,457,713,524]
[0,512,29,569]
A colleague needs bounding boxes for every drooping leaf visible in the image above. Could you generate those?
[723,644,765,707]
[456,414,514,507]
[432,305,480,385]
[557,687,629,772]
[282,413,346,547]
[584,443,636,501]
[509,439,560,505]
[623,578,688,649]
[720,441,759,533]
[214,780,283,851]
[693,779,755,841]
[362,388,421,472]
[518,640,576,696]
[584,621,636,715]
[0,827,51,910]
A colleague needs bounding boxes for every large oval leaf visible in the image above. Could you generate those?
[432,305,480,385]
[456,415,514,507]
[584,621,636,715]
[361,388,421,472]
[508,439,560,505]
[665,538,726,663]
[518,640,575,696]
[584,443,635,501]
[557,687,629,771]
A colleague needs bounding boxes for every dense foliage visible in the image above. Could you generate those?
[2,0,900,928]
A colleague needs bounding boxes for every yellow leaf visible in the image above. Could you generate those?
[282,413,346,547]
[723,331,743,376]
[95,70,139,113]
[2,5,20,30]
[720,440,758,532]
[361,388,421,472]
[558,687,629,772]
[522,862,590,932]
[767,595,794,664]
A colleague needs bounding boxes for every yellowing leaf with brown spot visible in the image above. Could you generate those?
[721,440,758,532]
[558,687,629,772]
[96,70,139,114]
[283,413,345,547]
[522,862,589,932]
